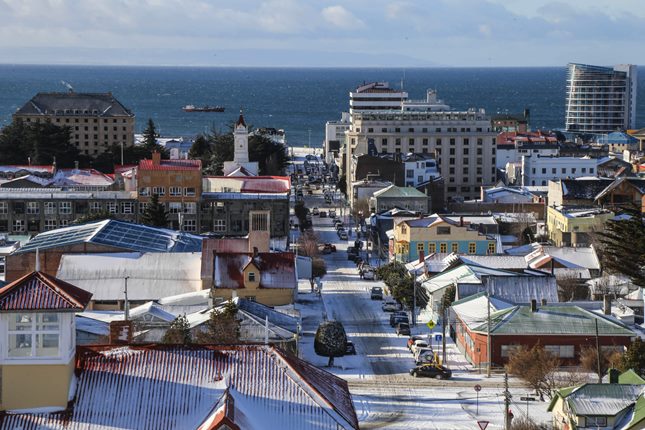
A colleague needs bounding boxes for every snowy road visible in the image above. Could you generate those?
[291,158,551,429]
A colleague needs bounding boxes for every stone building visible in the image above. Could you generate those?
[13,91,135,156]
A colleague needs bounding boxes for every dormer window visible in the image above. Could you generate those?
[8,313,60,358]
[248,272,256,282]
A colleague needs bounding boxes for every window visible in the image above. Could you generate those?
[395,138,401,146]
[440,243,447,253]
[463,148,469,155]
[139,203,149,214]
[401,225,407,234]
[428,243,436,253]
[183,202,196,214]
[561,168,566,174]
[59,201,72,215]
[0,202,7,214]
[248,272,256,282]
[501,344,521,357]
[451,243,459,253]
[8,313,60,358]
[152,187,165,196]
[107,201,118,214]
[13,219,25,233]
[59,219,69,228]
[581,167,586,173]
[169,202,182,214]
[182,219,196,232]
[27,202,39,215]
[13,202,24,214]
[184,187,196,197]
[589,168,594,174]
[416,242,424,254]
[437,226,451,235]
[121,202,134,214]
[44,202,56,215]
[214,219,226,232]
[468,242,476,254]
[449,148,455,155]
[139,187,151,197]
[44,219,57,231]
[488,242,496,254]
[585,417,607,427]
[406,170,414,178]
[90,202,101,212]
[169,186,182,196]
[544,345,574,358]
[552,168,556,174]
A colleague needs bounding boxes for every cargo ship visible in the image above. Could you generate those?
[182,105,225,112]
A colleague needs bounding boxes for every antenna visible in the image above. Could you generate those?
[61,80,74,93]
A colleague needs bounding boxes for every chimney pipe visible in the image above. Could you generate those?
[608,368,620,384]
[152,151,161,166]
[530,299,537,312]
[541,298,547,306]
[603,295,611,316]
[460,216,464,227]
[419,249,425,264]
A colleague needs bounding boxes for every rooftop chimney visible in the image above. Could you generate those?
[608,368,620,384]
[418,249,425,264]
[152,151,161,166]
[530,299,537,312]
[460,216,464,227]
[603,295,612,316]
[541,298,547,306]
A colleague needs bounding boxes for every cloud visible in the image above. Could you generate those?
[321,5,365,29]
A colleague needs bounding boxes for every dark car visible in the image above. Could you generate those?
[409,364,452,379]
[370,286,383,300]
[390,315,409,327]
[345,341,356,355]
[319,211,327,218]
[392,312,409,327]
[396,322,411,336]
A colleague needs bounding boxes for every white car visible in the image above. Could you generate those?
[382,300,400,312]
[362,268,375,280]
[410,340,429,356]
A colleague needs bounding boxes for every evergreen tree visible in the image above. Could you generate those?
[0,120,80,166]
[196,301,240,344]
[314,320,347,367]
[621,338,645,376]
[142,118,158,150]
[141,194,169,228]
[188,135,212,163]
[598,210,645,287]
[72,210,115,225]
[162,314,192,345]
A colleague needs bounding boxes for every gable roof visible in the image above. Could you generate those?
[0,345,359,430]
[213,252,296,289]
[457,275,558,304]
[0,271,92,311]
[17,220,203,254]
[595,177,645,201]
[15,92,133,117]
[373,185,427,199]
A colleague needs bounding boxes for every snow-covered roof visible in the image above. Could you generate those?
[457,275,558,304]
[56,252,203,301]
[212,252,296,290]
[0,345,359,430]
[203,176,290,194]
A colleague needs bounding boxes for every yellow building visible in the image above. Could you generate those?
[546,206,614,247]
[0,271,92,411]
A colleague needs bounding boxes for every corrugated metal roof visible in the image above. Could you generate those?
[567,384,642,416]
[203,176,291,194]
[0,271,92,311]
[212,252,296,290]
[139,158,201,171]
[457,275,559,304]
[0,345,358,430]
[56,253,203,301]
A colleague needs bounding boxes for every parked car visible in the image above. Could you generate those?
[414,348,436,365]
[338,231,348,240]
[407,334,425,350]
[347,246,356,254]
[362,268,375,280]
[410,340,429,355]
[396,322,411,336]
[321,243,336,253]
[319,211,327,218]
[329,209,336,217]
[382,300,400,312]
[370,286,383,300]
[390,315,409,328]
[345,341,356,355]
[409,364,452,379]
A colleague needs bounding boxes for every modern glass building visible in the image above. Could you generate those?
[565,63,637,134]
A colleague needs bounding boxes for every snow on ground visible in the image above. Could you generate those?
[294,188,554,429]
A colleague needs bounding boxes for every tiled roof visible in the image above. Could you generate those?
[213,252,296,289]
[0,271,92,311]
[0,345,359,430]
[139,159,202,171]
[15,92,133,117]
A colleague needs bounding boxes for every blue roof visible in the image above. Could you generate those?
[17,220,203,254]
[596,132,639,145]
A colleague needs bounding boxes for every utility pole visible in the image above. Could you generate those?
[504,372,512,430]
[595,318,602,383]
[487,285,492,377]
[442,305,447,365]
[124,276,130,320]
[412,280,417,327]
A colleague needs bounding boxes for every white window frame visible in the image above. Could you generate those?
[184,187,196,197]
[545,345,575,358]
[0,202,7,214]
[7,313,60,359]
[59,219,69,228]
[2,313,74,365]
[183,202,196,214]
[44,219,57,231]
[44,201,57,215]
[12,219,25,233]
[139,202,149,214]
[139,187,151,197]
[107,201,118,214]
[89,201,101,212]
[26,202,39,215]
[59,201,72,215]
[214,219,226,232]
[183,219,197,232]
[152,187,165,196]
[168,202,182,214]
[169,186,182,196]
[585,416,607,427]
[120,202,134,214]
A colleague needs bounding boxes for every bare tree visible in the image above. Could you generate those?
[557,273,589,301]
[579,346,623,378]
[351,198,371,219]
[506,345,560,400]
[297,230,321,258]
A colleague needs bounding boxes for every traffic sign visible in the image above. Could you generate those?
[477,420,489,430]
[426,320,436,329]
[520,396,536,402]
[474,384,482,392]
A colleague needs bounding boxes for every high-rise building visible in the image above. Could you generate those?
[13,91,135,156]
[565,63,638,134]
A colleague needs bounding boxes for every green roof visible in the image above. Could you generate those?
[373,185,427,198]
[620,369,645,385]
[472,305,634,336]
[626,395,645,429]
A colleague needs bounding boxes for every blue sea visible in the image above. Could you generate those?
[0,65,644,146]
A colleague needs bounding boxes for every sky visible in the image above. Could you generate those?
[1,0,644,67]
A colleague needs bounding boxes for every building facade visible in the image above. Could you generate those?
[519,155,597,187]
[546,206,614,247]
[13,92,135,156]
[345,110,497,200]
[565,63,638,134]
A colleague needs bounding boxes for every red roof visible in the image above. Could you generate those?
[235,111,246,128]
[213,252,296,289]
[0,271,92,311]
[139,159,202,171]
[205,176,291,193]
